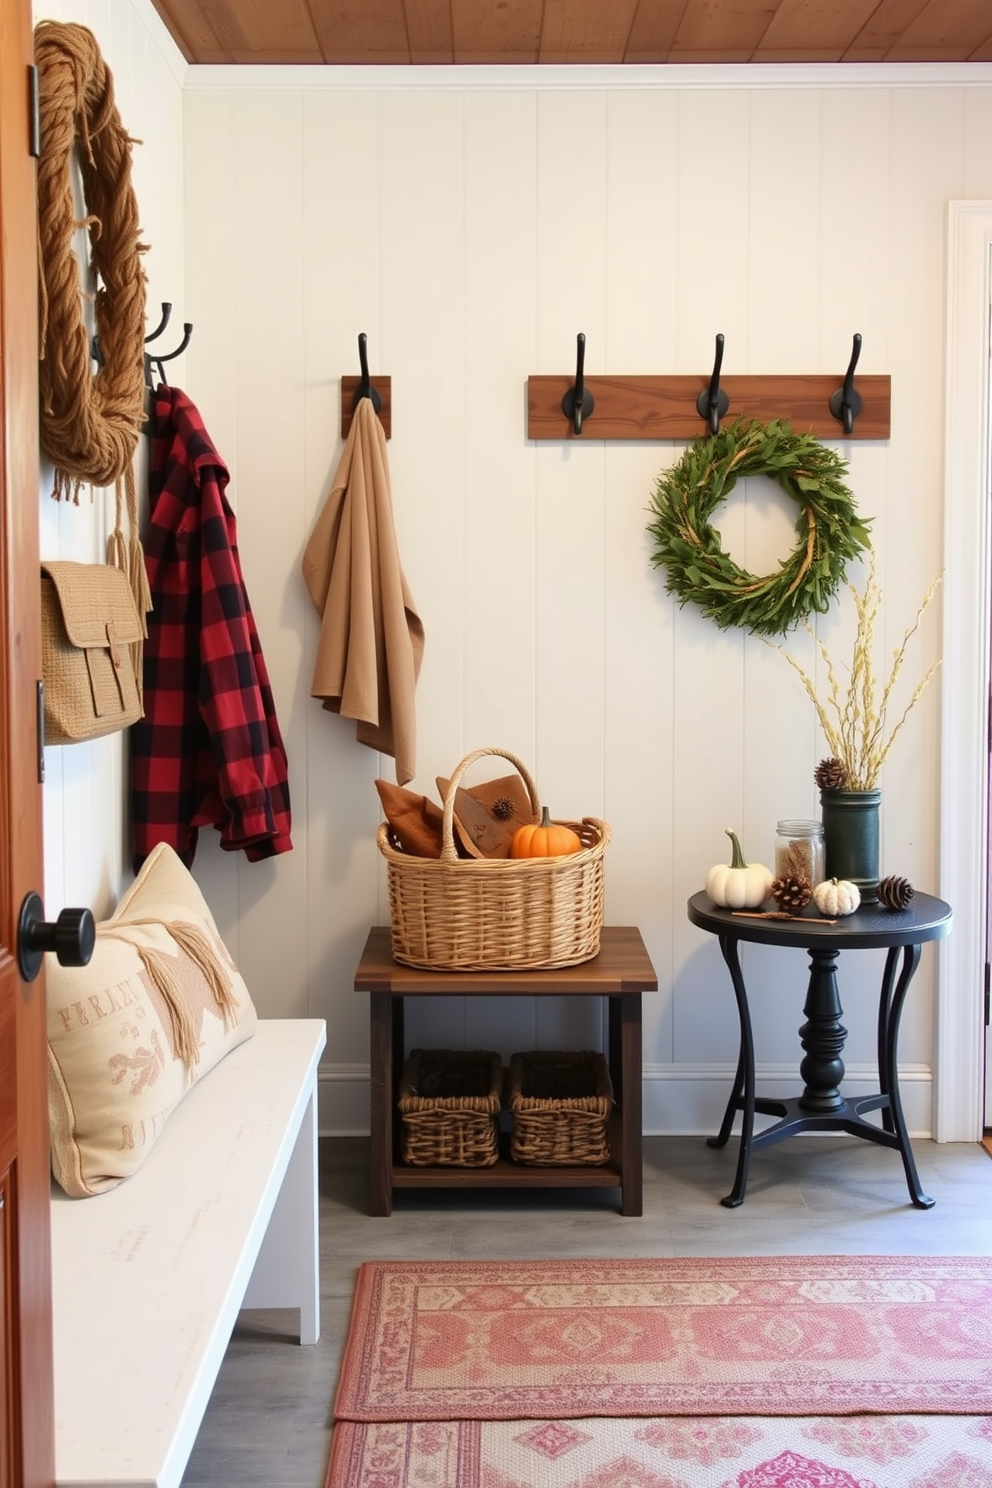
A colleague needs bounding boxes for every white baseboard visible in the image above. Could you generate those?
[639,1063,933,1140]
[316,1062,933,1141]
[318,1064,370,1137]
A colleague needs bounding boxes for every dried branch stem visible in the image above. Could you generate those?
[764,552,942,791]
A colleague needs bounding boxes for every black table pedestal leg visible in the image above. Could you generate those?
[877,947,899,1135]
[879,942,934,1208]
[708,1044,744,1150]
[714,934,755,1208]
[798,948,847,1113]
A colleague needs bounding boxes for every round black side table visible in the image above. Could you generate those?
[686,890,953,1209]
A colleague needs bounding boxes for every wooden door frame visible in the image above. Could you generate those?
[938,200,992,1143]
[0,0,56,1482]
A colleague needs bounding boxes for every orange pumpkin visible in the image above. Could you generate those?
[510,806,582,858]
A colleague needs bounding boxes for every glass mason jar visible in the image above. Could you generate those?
[775,819,825,888]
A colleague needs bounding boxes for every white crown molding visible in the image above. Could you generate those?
[181,61,992,92]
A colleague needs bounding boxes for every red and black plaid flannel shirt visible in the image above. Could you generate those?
[130,386,292,869]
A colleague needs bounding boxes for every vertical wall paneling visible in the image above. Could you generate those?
[533,88,609,813]
[378,88,466,789]
[377,89,469,1056]
[460,89,542,1059]
[374,91,467,1067]
[671,90,751,371]
[748,89,822,371]
[812,86,892,1035]
[36,26,992,1137]
[533,89,609,1051]
[742,83,822,848]
[226,86,309,1019]
[602,88,681,1079]
[667,88,752,1085]
[461,90,539,750]
[299,87,384,1085]
[731,87,830,1065]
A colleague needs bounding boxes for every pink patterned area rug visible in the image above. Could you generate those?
[332,1256,992,1423]
[328,1414,992,1487]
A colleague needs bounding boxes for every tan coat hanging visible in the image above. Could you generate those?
[302,397,424,785]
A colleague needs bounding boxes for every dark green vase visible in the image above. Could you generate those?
[820,789,881,903]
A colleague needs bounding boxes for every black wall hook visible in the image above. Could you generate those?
[353,332,382,413]
[94,301,182,373]
[145,302,173,345]
[696,333,730,435]
[144,310,193,389]
[561,332,595,435]
[829,333,864,435]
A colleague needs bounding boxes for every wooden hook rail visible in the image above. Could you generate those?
[526,373,891,442]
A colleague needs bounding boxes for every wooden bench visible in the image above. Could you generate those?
[49,1017,327,1488]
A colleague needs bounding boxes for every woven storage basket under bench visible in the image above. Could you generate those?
[508,1049,614,1166]
[397,1048,503,1167]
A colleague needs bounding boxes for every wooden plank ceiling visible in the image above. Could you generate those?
[149,0,992,67]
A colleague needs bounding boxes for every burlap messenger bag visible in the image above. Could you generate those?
[40,560,143,745]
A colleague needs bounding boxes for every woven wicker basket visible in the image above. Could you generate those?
[397,1048,503,1167]
[508,1050,613,1166]
[377,747,609,972]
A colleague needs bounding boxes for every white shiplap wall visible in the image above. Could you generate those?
[35,0,992,1139]
[179,65,992,1139]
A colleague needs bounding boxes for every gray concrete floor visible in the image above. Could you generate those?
[180,1133,992,1487]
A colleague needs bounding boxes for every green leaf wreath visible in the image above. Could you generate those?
[647,418,872,637]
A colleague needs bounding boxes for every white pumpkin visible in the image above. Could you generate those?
[812,877,861,916]
[706,829,774,910]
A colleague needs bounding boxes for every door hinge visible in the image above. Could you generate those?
[27,64,40,158]
[36,681,44,785]
[985,962,991,1027]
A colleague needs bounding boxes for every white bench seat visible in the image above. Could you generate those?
[50,1017,327,1488]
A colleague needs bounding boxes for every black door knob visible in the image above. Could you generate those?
[17,891,95,983]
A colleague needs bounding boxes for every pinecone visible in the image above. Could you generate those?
[877,875,915,911]
[814,756,848,791]
[771,872,813,913]
[490,796,515,820]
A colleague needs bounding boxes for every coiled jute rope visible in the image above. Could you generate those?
[34,20,151,625]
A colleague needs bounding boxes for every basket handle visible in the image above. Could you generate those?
[439,747,541,863]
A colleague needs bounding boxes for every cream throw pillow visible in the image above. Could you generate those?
[47,842,258,1197]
